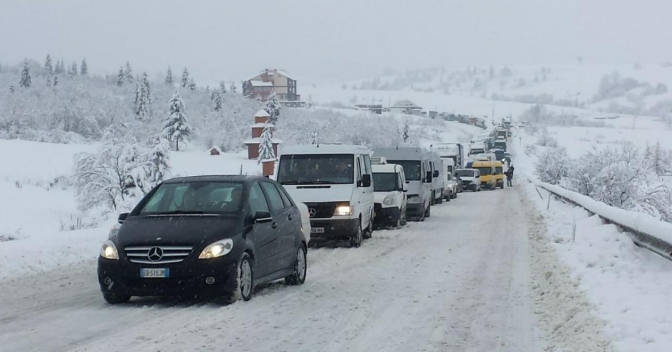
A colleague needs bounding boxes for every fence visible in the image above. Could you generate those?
[537,183,672,262]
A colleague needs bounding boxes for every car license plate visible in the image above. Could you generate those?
[140,268,169,278]
[311,227,325,234]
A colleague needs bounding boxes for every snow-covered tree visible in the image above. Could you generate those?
[219,81,227,94]
[53,75,58,87]
[124,61,133,83]
[68,61,78,78]
[134,73,152,121]
[80,58,88,75]
[265,91,281,124]
[213,89,222,111]
[181,67,189,87]
[20,59,31,88]
[116,67,124,86]
[258,123,275,163]
[133,136,171,195]
[230,83,237,93]
[535,147,568,184]
[45,54,53,74]
[165,67,173,85]
[9,83,14,93]
[163,90,192,151]
[189,78,196,91]
[46,73,52,88]
[73,131,150,210]
[55,59,65,75]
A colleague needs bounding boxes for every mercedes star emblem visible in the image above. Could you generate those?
[308,208,317,218]
[147,247,163,262]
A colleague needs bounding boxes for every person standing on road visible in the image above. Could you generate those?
[505,165,515,187]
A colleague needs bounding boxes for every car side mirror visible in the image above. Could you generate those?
[253,211,273,223]
[118,213,129,224]
[433,170,439,178]
[361,174,371,187]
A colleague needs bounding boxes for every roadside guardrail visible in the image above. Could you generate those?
[537,183,672,262]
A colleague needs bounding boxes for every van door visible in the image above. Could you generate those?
[361,154,374,230]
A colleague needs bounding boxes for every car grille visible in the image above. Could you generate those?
[303,202,340,219]
[124,245,194,264]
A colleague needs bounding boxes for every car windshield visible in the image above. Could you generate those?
[373,173,398,192]
[138,181,243,215]
[277,154,354,185]
[496,167,503,174]
[388,160,421,181]
[456,170,475,177]
[475,167,492,176]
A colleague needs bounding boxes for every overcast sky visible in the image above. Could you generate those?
[1,0,671,84]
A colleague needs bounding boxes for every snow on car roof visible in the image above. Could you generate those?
[372,164,400,173]
[374,147,429,161]
[280,144,371,155]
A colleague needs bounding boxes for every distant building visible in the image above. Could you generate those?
[389,100,423,115]
[355,104,383,114]
[242,69,300,102]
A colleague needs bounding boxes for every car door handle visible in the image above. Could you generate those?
[272,222,278,229]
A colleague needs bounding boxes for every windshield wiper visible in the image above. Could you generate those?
[298,180,337,185]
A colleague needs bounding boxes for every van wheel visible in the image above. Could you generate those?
[350,221,363,248]
[424,205,431,218]
[364,211,373,239]
[436,192,443,204]
[400,208,407,226]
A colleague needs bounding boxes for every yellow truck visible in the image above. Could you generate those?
[493,160,504,189]
[472,160,496,190]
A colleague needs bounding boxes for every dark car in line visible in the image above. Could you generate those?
[98,175,308,304]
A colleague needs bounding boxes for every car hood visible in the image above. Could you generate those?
[460,176,476,182]
[282,184,354,203]
[115,215,243,248]
[406,181,423,195]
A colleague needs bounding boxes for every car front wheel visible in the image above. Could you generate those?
[226,253,254,303]
[285,245,307,285]
[350,221,363,248]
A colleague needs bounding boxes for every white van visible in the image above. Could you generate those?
[469,142,486,155]
[372,162,407,228]
[428,151,446,205]
[276,144,374,248]
[374,147,432,221]
[456,168,482,191]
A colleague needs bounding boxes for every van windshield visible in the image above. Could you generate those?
[278,154,354,185]
[475,167,492,176]
[387,160,421,181]
[373,173,398,192]
[456,170,475,177]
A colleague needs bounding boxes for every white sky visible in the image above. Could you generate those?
[1,0,671,84]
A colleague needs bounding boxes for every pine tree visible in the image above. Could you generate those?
[219,81,227,94]
[46,73,52,88]
[69,61,78,78]
[53,75,59,87]
[125,61,133,83]
[265,91,281,124]
[189,78,196,91]
[258,123,276,163]
[402,120,410,142]
[213,89,222,111]
[20,59,31,88]
[230,83,237,93]
[80,58,88,75]
[45,54,53,74]
[134,72,152,121]
[181,67,189,87]
[9,83,14,93]
[165,67,173,85]
[116,67,124,86]
[163,90,192,151]
[56,59,65,74]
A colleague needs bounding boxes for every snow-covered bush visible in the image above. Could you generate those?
[536,131,558,148]
[535,147,568,185]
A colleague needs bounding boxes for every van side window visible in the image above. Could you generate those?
[363,155,372,175]
[356,157,362,182]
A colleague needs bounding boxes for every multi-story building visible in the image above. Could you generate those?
[242,69,300,102]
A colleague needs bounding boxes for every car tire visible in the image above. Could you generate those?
[364,211,374,239]
[350,221,363,248]
[102,293,131,304]
[226,253,254,303]
[400,208,407,226]
[285,245,307,286]
[425,205,431,218]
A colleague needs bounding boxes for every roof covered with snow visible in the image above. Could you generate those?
[390,100,422,109]
[247,69,295,81]
[374,147,430,161]
[250,81,273,87]
[280,144,371,155]
[254,109,271,118]
[243,137,283,144]
[250,122,274,128]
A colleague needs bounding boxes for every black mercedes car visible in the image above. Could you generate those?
[97,175,308,304]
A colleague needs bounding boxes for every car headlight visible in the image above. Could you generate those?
[383,194,397,205]
[407,195,421,204]
[199,239,234,259]
[100,240,119,260]
[334,204,353,216]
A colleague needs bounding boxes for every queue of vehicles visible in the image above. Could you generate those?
[96,136,512,305]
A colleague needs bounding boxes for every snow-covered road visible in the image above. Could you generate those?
[0,188,545,352]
